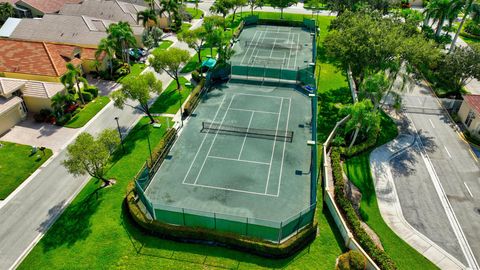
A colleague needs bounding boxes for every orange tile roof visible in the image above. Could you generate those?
[17,0,82,14]
[0,39,102,78]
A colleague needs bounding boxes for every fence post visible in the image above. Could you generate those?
[246,217,249,236]
[278,221,283,244]
[182,208,186,226]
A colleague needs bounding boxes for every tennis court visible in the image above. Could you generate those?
[231,25,314,70]
[145,82,313,231]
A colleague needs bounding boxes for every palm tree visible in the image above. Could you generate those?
[144,0,156,10]
[210,0,231,19]
[451,0,477,51]
[60,63,86,105]
[96,38,116,77]
[0,2,14,23]
[137,8,158,33]
[107,22,137,64]
[424,0,463,37]
[341,100,380,149]
[51,93,74,117]
[159,0,179,26]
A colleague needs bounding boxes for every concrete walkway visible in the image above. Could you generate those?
[370,135,467,270]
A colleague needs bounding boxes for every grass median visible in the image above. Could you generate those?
[150,77,193,115]
[65,96,110,128]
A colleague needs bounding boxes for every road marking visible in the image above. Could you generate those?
[464,182,474,198]
[429,119,435,128]
[444,146,452,158]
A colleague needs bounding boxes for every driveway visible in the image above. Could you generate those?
[0,116,78,153]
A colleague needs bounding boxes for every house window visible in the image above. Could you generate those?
[465,110,476,127]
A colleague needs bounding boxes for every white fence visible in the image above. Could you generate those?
[322,115,380,270]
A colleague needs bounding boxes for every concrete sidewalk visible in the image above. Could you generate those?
[370,134,467,270]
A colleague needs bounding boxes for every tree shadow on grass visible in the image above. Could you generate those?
[119,202,326,269]
[38,188,103,252]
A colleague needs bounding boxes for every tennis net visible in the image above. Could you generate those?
[244,41,302,51]
[201,122,294,142]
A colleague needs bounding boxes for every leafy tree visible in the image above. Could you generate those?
[340,99,380,148]
[111,72,162,123]
[60,63,87,105]
[150,47,190,90]
[63,129,120,186]
[210,0,233,19]
[305,0,323,17]
[178,27,207,64]
[160,0,180,24]
[267,0,298,18]
[231,0,247,22]
[438,45,480,93]
[106,22,137,63]
[96,38,116,77]
[0,2,14,23]
[137,8,158,33]
[218,40,235,63]
[142,26,163,49]
[247,0,265,15]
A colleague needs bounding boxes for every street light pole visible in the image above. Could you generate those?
[114,117,125,153]
[178,95,184,127]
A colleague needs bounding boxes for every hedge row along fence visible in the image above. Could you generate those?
[183,79,206,117]
[330,148,396,269]
[126,182,317,258]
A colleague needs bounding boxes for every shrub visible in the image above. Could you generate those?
[191,70,201,82]
[34,108,53,122]
[331,148,397,270]
[56,113,72,126]
[465,20,480,36]
[183,79,206,116]
[81,92,93,102]
[337,250,367,270]
[84,86,99,98]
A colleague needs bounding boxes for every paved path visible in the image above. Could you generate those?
[370,134,467,270]
[0,30,197,270]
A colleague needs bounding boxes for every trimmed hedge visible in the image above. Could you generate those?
[331,148,397,270]
[233,20,245,38]
[147,128,177,169]
[339,128,379,158]
[183,79,206,116]
[125,182,317,258]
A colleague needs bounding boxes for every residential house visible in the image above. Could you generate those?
[458,94,480,139]
[0,38,106,82]
[0,0,83,17]
[0,78,64,135]
[0,14,143,47]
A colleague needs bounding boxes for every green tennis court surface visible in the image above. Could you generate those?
[145,82,312,223]
[231,25,314,70]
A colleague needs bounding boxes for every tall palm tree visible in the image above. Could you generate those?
[424,0,464,37]
[159,0,179,26]
[210,0,231,19]
[137,8,158,33]
[0,2,14,23]
[60,63,86,105]
[96,38,116,77]
[107,22,137,64]
[144,0,156,10]
[451,0,477,51]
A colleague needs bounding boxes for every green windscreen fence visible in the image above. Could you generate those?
[244,15,259,25]
[303,18,316,32]
[135,181,156,219]
[146,201,316,242]
[231,64,315,87]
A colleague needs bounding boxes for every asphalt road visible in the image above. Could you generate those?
[393,80,480,269]
[0,102,143,270]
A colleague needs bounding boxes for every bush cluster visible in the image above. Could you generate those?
[464,20,480,37]
[183,79,206,116]
[84,86,99,98]
[337,250,367,270]
[147,128,177,169]
[339,128,379,158]
[330,148,397,270]
[191,70,201,82]
[81,92,93,102]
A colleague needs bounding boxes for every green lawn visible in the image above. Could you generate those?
[0,142,53,199]
[180,48,218,73]
[20,116,345,269]
[64,96,110,128]
[185,7,203,19]
[117,63,147,83]
[343,114,438,270]
[152,40,173,55]
[150,77,194,114]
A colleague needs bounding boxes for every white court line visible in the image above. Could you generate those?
[238,111,255,160]
[235,92,284,99]
[464,182,474,198]
[286,31,292,68]
[444,145,452,158]
[240,31,259,65]
[276,98,292,197]
[265,98,284,194]
[184,182,278,197]
[294,33,300,68]
[193,95,236,185]
[208,155,270,165]
[429,119,435,128]
[229,108,279,114]
[251,30,267,65]
[182,95,228,184]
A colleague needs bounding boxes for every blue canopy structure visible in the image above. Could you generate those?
[201,58,217,69]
